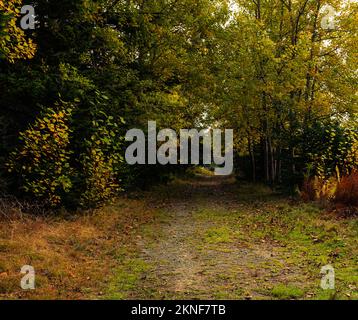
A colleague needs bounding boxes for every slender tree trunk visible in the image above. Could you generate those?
[248,135,256,182]
[269,136,275,185]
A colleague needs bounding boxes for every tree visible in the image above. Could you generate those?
[0,0,36,62]
[208,0,357,186]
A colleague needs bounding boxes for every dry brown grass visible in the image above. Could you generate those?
[334,171,358,209]
[0,197,155,300]
[300,177,337,203]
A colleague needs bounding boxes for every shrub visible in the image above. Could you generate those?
[79,113,124,208]
[300,176,337,202]
[300,177,319,201]
[303,121,358,179]
[334,171,358,208]
[7,102,73,206]
[7,94,126,209]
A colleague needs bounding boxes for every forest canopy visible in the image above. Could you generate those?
[0,0,357,208]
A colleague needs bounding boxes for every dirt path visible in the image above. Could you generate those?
[108,175,357,300]
[116,176,311,300]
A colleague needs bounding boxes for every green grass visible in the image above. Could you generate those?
[193,183,358,300]
[204,227,234,244]
[271,284,305,299]
[106,257,150,300]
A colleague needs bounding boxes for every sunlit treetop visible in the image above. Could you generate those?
[0,0,36,62]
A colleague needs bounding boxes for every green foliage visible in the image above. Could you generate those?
[0,0,357,209]
[209,0,358,186]
[303,120,358,179]
[0,0,36,62]
[7,102,73,206]
[6,99,125,208]
[79,112,125,208]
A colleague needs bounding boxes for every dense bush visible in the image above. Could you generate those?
[79,113,124,208]
[334,171,358,209]
[300,170,358,215]
[303,121,358,179]
[300,120,358,204]
[7,102,73,206]
[6,100,125,208]
[300,176,337,202]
